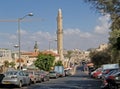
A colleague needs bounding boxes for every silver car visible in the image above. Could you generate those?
[2,70,31,88]
[49,71,59,79]
[25,70,42,83]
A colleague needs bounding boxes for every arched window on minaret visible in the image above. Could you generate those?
[34,41,39,52]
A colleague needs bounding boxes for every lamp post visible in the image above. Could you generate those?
[17,13,33,70]
[49,39,57,51]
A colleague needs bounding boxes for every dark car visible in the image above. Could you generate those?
[64,69,71,76]
[0,74,5,84]
[104,71,120,89]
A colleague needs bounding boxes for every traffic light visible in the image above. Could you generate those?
[116,37,120,50]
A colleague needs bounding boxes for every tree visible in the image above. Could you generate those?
[9,61,15,68]
[54,60,63,66]
[3,60,9,68]
[90,50,111,68]
[64,50,73,67]
[84,0,120,65]
[84,0,120,30]
[34,53,55,71]
[109,29,120,49]
[3,60,9,72]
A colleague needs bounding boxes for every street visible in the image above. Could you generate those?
[0,66,102,89]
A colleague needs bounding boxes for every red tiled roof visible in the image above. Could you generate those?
[41,51,59,57]
[21,51,59,58]
[22,52,39,57]
[16,58,24,63]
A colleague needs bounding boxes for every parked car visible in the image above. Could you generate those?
[92,68,102,78]
[2,70,31,88]
[39,70,49,82]
[25,70,41,83]
[102,68,119,79]
[64,69,71,76]
[103,70,120,89]
[88,67,95,76]
[49,71,59,79]
[0,73,5,84]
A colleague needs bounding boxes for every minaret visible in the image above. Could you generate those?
[57,8,63,61]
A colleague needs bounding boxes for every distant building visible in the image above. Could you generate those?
[96,44,108,51]
[0,48,13,65]
[13,41,60,68]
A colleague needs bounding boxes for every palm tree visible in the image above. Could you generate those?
[9,61,15,68]
[64,50,73,68]
[3,60,9,72]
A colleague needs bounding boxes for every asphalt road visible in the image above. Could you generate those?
[0,66,102,89]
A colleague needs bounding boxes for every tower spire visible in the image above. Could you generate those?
[57,8,63,61]
[34,41,39,52]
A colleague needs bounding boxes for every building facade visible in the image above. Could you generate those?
[0,48,13,65]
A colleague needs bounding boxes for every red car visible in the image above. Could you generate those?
[92,68,102,78]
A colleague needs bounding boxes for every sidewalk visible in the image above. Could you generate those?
[70,65,79,75]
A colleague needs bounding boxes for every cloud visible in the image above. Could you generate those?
[94,14,111,34]
[0,15,110,51]
[64,28,92,38]
[9,34,17,39]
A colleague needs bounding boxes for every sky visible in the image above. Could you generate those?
[0,0,111,51]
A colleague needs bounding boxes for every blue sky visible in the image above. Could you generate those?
[0,0,110,51]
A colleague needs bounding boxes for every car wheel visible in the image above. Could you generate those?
[47,78,49,81]
[33,79,36,84]
[43,78,45,82]
[18,81,22,88]
[114,85,118,89]
[28,80,31,86]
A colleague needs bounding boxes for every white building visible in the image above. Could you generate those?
[96,44,108,51]
[0,48,13,65]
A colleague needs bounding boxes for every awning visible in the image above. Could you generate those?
[87,63,94,67]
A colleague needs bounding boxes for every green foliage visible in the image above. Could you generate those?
[65,50,72,59]
[64,50,73,67]
[109,29,120,49]
[116,37,120,50]
[54,60,63,66]
[84,0,120,30]
[90,50,111,68]
[34,53,55,71]
[3,60,9,68]
[85,0,120,66]
[9,61,15,68]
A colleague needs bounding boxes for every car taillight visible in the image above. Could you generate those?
[108,76,115,80]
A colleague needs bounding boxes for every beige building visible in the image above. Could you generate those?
[0,48,13,65]
[13,41,60,68]
[96,44,108,51]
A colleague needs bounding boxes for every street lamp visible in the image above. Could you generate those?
[18,13,33,70]
[49,39,57,51]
